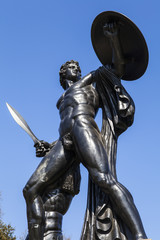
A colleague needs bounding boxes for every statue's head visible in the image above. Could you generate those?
[59,60,81,89]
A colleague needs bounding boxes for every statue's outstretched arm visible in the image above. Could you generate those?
[103,22,125,78]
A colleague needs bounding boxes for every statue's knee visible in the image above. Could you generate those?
[92,171,116,192]
[23,184,29,199]
[91,172,106,187]
[23,184,35,201]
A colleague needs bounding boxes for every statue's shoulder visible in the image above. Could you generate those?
[56,93,65,109]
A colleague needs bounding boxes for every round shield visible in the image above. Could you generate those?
[91,11,149,80]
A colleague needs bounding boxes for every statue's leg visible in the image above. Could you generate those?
[23,140,74,240]
[72,116,147,240]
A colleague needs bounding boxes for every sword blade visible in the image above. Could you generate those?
[6,102,39,144]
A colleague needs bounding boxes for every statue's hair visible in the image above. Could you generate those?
[59,60,81,89]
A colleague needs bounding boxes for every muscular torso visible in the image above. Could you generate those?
[57,77,99,137]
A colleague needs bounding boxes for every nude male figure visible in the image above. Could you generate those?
[23,23,148,240]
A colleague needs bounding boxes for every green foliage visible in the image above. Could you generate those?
[0,193,16,240]
[0,220,16,240]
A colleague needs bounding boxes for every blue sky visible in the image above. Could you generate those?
[0,1,159,239]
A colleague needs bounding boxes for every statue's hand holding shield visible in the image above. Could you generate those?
[103,22,119,39]
[91,11,149,81]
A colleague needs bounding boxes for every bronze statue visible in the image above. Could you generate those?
[7,11,150,240]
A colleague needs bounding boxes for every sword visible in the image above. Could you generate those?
[6,102,40,144]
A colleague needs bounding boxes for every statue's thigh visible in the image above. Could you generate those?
[26,140,73,188]
[72,119,109,173]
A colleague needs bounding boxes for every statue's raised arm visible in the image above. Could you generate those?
[103,22,125,78]
[91,11,148,81]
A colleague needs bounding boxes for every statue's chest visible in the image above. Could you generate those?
[57,86,99,113]
[67,86,98,104]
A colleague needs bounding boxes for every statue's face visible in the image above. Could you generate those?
[65,63,81,82]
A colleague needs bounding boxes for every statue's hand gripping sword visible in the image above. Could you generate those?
[6,102,40,145]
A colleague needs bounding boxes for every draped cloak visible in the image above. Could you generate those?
[80,66,135,240]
